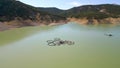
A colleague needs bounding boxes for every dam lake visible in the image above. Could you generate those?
[0,22,120,68]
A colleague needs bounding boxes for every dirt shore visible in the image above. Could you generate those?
[0,20,67,31]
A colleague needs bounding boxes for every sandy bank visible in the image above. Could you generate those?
[0,20,67,31]
[68,17,120,25]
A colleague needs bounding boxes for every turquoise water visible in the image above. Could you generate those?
[0,23,120,68]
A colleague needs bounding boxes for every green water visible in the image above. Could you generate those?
[0,23,120,68]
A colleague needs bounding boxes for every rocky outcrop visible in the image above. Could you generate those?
[68,17,120,25]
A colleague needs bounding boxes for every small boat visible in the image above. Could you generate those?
[108,34,112,36]
[105,33,113,37]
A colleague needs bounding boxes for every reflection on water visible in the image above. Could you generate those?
[0,23,120,68]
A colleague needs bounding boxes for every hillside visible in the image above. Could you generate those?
[39,4,120,19]
[38,7,64,15]
[0,0,120,30]
[38,4,120,24]
[64,4,120,19]
[0,0,66,26]
[64,4,120,24]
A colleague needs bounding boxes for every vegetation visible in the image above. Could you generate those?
[0,0,66,22]
[39,4,120,19]
[38,7,64,15]
[0,0,120,25]
[63,4,120,19]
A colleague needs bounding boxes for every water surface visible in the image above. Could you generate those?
[0,23,120,68]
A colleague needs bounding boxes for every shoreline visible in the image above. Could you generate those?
[1,17,120,31]
[67,17,120,25]
[0,20,67,31]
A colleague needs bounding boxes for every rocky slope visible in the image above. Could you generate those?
[68,17,120,25]
[39,4,120,24]
[0,0,67,30]
[0,0,120,31]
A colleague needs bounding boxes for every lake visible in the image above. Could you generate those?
[0,22,120,68]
